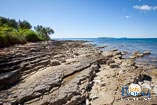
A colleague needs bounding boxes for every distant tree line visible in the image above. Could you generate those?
[0,16,54,47]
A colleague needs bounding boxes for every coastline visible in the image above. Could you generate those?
[0,40,157,105]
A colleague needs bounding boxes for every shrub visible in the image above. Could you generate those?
[9,31,26,44]
[0,33,9,47]
[0,27,26,47]
[23,30,41,42]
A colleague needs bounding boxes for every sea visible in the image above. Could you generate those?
[55,38,157,67]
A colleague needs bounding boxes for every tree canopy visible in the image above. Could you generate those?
[18,20,32,29]
[34,25,54,40]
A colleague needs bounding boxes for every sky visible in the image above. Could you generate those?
[0,0,157,38]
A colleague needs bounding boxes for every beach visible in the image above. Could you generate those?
[0,40,157,105]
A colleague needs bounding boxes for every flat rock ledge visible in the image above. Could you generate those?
[0,40,103,105]
[0,40,157,105]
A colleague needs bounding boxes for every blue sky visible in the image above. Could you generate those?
[0,0,157,38]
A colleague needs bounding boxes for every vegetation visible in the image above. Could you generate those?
[0,16,54,47]
[34,25,54,40]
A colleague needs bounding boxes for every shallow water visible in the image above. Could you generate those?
[55,38,157,66]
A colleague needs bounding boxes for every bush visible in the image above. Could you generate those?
[0,33,9,47]
[9,31,26,44]
[0,28,26,47]
[23,30,41,42]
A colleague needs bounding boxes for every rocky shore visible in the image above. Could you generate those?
[0,40,157,105]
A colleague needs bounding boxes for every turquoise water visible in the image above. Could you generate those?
[55,38,157,66]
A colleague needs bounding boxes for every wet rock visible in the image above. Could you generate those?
[143,51,151,55]
[111,49,118,51]
[130,51,144,58]
[130,51,151,59]
[121,51,128,55]
[96,46,107,49]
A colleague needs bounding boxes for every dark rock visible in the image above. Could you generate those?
[97,46,107,49]
[50,59,61,66]
[0,70,20,90]
[143,51,151,55]
[106,59,115,65]
[109,63,119,68]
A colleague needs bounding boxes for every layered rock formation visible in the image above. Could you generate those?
[0,40,103,105]
[0,40,157,105]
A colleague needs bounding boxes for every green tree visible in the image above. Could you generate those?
[0,17,18,29]
[18,20,32,29]
[34,25,54,40]
[0,17,8,26]
[8,19,18,29]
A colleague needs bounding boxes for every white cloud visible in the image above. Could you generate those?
[133,5,151,11]
[125,16,130,19]
[133,5,157,11]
